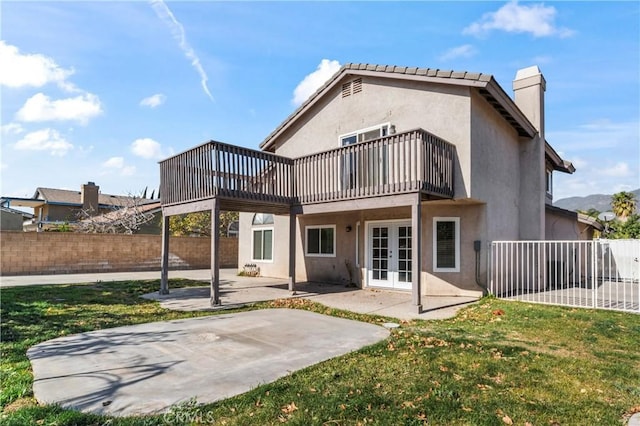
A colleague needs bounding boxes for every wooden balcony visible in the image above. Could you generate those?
[160,141,295,213]
[159,129,455,214]
[294,129,454,205]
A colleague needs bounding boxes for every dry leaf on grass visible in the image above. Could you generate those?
[281,402,298,414]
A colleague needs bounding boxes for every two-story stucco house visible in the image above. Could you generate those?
[158,63,581,312]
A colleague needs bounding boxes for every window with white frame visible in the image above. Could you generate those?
[339,123,390,189]
[305,225,336,257]
[252,213,274,261]
[339,123,390,147]
[545,169,553,195]
[433,217,460,272]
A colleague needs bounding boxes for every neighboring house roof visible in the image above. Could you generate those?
[545,141,575,174]
[33,187,136,208]
[546,204,603,231]
[260,63,539,151]
[0,206,34,219]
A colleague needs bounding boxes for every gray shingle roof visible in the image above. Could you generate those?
[260,62,533,151]
[35,187,138,207]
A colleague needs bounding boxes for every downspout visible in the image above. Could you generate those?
[474,240,488,295]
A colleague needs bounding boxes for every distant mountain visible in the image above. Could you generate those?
[554,188,640,213]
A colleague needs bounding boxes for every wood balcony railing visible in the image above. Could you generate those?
[294,129,454,204]
[160,141,294,206]
[160,129,455,209]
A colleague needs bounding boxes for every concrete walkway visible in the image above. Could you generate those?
[28,309,390,416]
[0,269,211,287]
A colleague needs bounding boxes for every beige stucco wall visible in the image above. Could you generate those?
[469,90,522,242]
[239,202,486,297]
[242,70,547,297]
[272,76,473,199]
[545,209,595,240]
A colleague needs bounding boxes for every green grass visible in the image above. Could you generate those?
[1,282,639,425]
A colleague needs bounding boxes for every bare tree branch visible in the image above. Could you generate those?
[74,192,157,234]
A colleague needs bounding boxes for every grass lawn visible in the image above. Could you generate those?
[1,279,639,425]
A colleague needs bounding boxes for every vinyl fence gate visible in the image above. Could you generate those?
[489,239,640,313]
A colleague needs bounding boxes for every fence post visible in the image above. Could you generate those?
[487,242,493,295]
[592,240,597,309]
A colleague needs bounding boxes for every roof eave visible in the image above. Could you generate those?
[545,140,575,174]
[483,78,537,138]
[260,65,538,151]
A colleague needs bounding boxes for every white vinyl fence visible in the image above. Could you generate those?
[489,239,640,313]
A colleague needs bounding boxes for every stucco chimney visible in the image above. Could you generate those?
[513,65,546,141]
[513,66,546,240]
[81,181,99,213]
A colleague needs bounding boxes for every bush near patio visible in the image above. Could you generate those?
[1,280,639,425]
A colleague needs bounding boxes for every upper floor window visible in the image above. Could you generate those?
[339,123,390,146]
[545,170,553,196]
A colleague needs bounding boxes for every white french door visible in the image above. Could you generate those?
[367,221,412,290]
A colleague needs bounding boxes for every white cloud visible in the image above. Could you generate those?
[464,1,575,38]
[292,59,341,106]
[438,44,478,62]
[14,129,73,156]
[102,156,136,176]
[0,41,75,90]
[547,119,638,151]
[121,166,137,176]
[1,123,25,135]
[600,162,632,177]
[131,137,164,159]
[15,93,103,125]
[103,156,125,169]
[150,0,213,101]
[140,93,166,108]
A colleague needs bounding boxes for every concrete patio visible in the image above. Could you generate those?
[143,269,478,321]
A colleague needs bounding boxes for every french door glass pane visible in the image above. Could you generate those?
[397,226,412,283]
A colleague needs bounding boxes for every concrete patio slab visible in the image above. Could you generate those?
[27,309,389,417]
[143,272,478,321]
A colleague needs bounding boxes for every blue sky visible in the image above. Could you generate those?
[1,1,638,204]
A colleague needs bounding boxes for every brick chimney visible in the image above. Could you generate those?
[81,181,99,213]
[513,66,546,240]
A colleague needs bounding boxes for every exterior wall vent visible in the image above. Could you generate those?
[342,78,363,98]
[342,82,351,98]
[352,78,362,94]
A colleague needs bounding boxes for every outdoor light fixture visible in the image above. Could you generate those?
[389,124,396,135]
[346,225,352,232]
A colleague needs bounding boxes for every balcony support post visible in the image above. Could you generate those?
[288,210,297,294]
[160,214,170,295]
[210,199,221,306]
[411,195,423,313]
